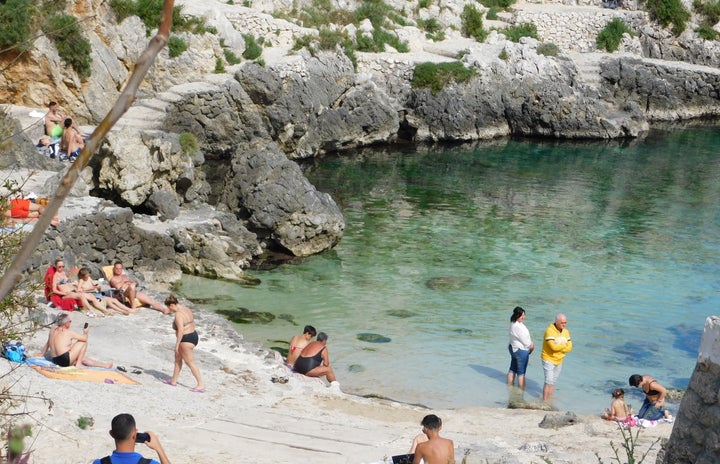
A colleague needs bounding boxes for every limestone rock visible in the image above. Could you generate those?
[538,412,580,429]
[145,190,180,220]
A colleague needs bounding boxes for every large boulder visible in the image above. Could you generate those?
[228,142,345,256]
[94,128,201,206]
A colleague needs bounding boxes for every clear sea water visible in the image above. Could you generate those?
[179,126,720,415]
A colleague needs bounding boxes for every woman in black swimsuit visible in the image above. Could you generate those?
[629,374,672,421]
[293,332,337,383]
[164,295,205,392]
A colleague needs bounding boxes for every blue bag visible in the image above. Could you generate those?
[3,342,26,363]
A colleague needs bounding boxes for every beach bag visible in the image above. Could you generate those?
[50,124,63,138]
[3,342,27,363]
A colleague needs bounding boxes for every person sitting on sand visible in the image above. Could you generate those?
[286,325,317,367]
[603,388,636,426]
[293,332,337,385]
[412,414,454,464]
[39,313,111,368]
[92,413,171,464]
[163,295,205,392]
[109,261,169,314]
[629,374,673,421]
[3,196,59,227]
[76,267,134,316]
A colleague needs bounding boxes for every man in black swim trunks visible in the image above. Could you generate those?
[39,313,112,368]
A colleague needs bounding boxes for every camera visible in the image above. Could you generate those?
[135,432,150,443]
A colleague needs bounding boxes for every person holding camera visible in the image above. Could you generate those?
[93,413,171,464]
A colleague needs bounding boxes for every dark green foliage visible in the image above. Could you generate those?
[214,58,225,73]
[388,11,407,26]
[242,34,263,60]
[355,0,393,27]
[418,17,442,34]
[43,14,93,78]
[536,42,559,56]
[0,0,33,53]
[318,28,349,50]
[418,0,432,8]
[499,49,508,60]
[694,0,720,22]
[696,24,720,39]
[135,0,164,32]
[597,18,633,52]
[109,0,136,22]
[503,22,538,42]
[223,48,241,64]
[480,0,516,9]
[179,132,199,154]
[643,0,690,35]
[167,35,187,57]
[456,48,470,59]
[486,7,499,20]
[411,61,476,95]
[461,4,488,42]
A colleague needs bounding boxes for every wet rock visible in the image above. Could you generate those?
[538,412,579,429]
[386,309,415,318]
[425,276,472,290]
[348,364,365,373]
[357,333,391,343]
[217,307,276,324]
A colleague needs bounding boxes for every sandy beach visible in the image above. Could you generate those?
[1,295,675,464]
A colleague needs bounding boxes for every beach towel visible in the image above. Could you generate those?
[26,357,139,385]
[43,266,79,311]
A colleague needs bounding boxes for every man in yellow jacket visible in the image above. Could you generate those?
[541,313,572,402]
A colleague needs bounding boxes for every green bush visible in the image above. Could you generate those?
[457,48,470,59]
[0,0,33,53]
[418,0,432,8]
[696,24,720,39]
[502,22,538,42]
[179,132,199,155]
[167,35,187,57]
[536,42,559,56]
[355,0,393,27]
[214,57,226,73]
[643,0,690,35]
[597,18,633,52]
[242,34,263,60]
[43,14,93,78]
[411,61,476,95]
[461,4,488,42]
[498,49,508,60]
[480,0,516,9]
[318,28,349,50]
[694,0,720,23]
[223,48,241,64]
[486,7,499,20]
[418,17,442,34]
[109,0,136,22]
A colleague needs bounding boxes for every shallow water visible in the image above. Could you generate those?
[179,127,720,414]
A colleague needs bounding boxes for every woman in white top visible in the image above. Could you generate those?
[507,306,534,390]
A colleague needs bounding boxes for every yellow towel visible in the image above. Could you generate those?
[30,364,139,385]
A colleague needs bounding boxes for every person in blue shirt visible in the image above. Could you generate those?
[92,413,171,464]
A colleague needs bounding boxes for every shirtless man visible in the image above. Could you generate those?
[39,313,111,368]
[286,325,316,366]
[109,261,169,314]
[60,117,84,161]
[45,102,64,137]
[412,415,455,464]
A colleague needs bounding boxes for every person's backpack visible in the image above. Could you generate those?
[3,342,26,363]
[100,457,152,464]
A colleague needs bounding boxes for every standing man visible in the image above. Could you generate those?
[541,313,572,402]
[286,325,317,366]
[92,413,171,464]
[412,414,455,464]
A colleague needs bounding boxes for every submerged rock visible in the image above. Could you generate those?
[217,307,276,324]
[357,333,391,343]
[425,276,472,290]
[386,309,416,318]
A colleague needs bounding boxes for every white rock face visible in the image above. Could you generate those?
[699,316,720,366]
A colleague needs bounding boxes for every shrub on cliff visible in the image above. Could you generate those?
[502,23,538,42]
[0,0,32,54]
[242,34,263,60]
[411,61,476,95]
[480,0,516,9]
[42,14,93,78]
[461,4,488,43]
[597,18,634,52]
[693,0,720,39]
[642,0,690,35]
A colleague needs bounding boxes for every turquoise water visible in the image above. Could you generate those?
[179,127,720,414]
